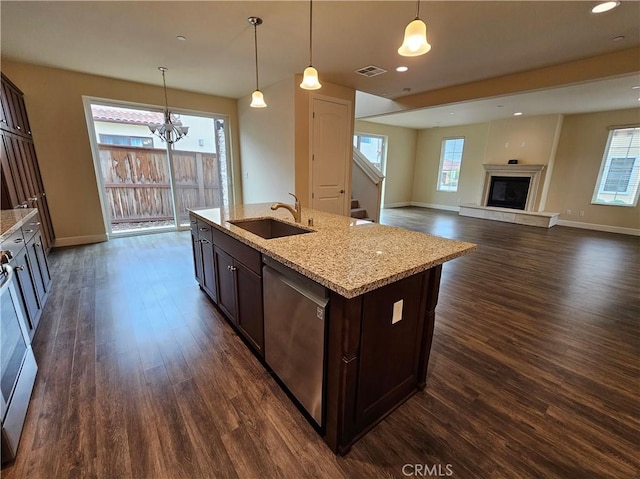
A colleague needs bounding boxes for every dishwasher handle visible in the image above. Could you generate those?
[263,264,329,308]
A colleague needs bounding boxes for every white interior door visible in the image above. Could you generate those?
[311,97,351,215]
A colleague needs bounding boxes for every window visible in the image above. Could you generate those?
[99,134,153,148]
[592,127,640,207]
[437,137,465,192]
[353,133,386,174]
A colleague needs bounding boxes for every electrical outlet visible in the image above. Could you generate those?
[565,209,571,215]
[579,211,585,217]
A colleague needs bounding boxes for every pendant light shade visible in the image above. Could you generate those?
[300,0,322,90]
[248,17,267,108]
[398,1,431,57]
[250,90,267,108]
[300,66,321,90]
[148,67,189,144]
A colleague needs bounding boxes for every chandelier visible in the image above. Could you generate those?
[148,67,189,144]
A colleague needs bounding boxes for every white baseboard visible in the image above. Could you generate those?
[410,202,460,212]
[556,220,640,236]
[383,202,411,208]
[54,234,108,247]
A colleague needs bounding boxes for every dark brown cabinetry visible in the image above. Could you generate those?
[212,227,264,356]
[1,73,54,252]
[189,213,264,356]
[190,217,217,302]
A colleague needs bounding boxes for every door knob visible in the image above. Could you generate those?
[339,189,345,194]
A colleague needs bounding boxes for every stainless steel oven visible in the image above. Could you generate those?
[0,263,37,465]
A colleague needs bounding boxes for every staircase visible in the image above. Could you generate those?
[350,198,371,221]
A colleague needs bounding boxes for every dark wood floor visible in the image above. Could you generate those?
[3,207,639,479]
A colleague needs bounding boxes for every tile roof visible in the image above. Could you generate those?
[91,105,184,125]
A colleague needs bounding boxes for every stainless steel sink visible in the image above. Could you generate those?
[229,218,312,239]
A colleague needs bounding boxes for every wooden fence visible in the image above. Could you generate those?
[98,145,223,226]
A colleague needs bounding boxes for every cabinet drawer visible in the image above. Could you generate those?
[197,220,213,243]
[1,228,25,259]
[21,214,41,243]
[213,228,261,275]
[189,215,198,233]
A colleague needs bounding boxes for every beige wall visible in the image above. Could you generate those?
[485,114,564,210]
[1,60,240,245]
[412,122,490,208]
[354,120,417,206]
[546,108,640,230]
[294,76,355,207]
[238,76,295,204]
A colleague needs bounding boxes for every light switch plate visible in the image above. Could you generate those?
[392,300,403,324]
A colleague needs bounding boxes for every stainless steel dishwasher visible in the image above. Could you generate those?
[263,256,329,427]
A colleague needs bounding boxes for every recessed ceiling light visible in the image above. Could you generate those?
[632,86,640,89]
[496,105,504,108]
[449,112,455,115]
[176,35,187,41]
[591,1,620,14]
[514,112,523,116]
[396,66,409,72]
[612,35,625,41]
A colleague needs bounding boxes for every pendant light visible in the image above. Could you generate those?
[300,0,321,90]
[398,0,431,57]
[148,67,189,144]
[248,17,267,108]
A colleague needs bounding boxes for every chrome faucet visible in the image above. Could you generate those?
[271,193,301,223]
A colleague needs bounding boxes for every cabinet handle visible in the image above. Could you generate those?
[229,266,237,272]
[13,238,23,243]
[16,125,21,130]
[35,243,41,247]
[199,227,209,232]
[0,119,6,123]
[23,229,34,233]
[30,222,41,226]
[200,239,210,245]
[29,196,38,202]
[17,203,28,208]
[15,265,25,272]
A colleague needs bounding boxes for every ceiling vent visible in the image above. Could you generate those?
[355,65,387,78]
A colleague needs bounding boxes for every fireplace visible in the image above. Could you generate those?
[459,163,558,228]
[481,163,546,212]
[487,176,530,210]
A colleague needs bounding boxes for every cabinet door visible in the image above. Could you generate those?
[200,238,217,303]
[25,236,46,303]
[31,231,51,294]
[214,246,236,323]
[12,247,41,337]
[191,229,203,286]
[235,261,264,356]
[0,133,28,208]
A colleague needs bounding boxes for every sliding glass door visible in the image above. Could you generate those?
[168,114,231,227]
[85,100,232,237]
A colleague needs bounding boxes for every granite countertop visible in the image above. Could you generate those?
[0,208,38,242]
[190,204,476,299]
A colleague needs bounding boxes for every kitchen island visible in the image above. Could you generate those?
[189,204,475,455]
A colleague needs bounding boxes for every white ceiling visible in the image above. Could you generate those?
[360,74,640,128]
[1,1,639,127]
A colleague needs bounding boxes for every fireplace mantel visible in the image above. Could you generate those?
[482,163,547,212]
[482,164,546,174]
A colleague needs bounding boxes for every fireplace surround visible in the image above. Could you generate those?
[481,163,546,212]
[459,163,559,228]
